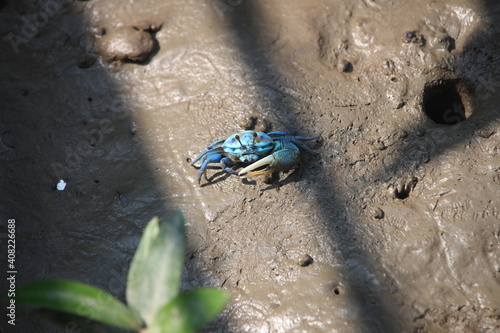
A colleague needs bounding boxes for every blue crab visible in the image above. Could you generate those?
[191,131,319,184]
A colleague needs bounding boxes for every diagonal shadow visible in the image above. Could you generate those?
[0,2,213,332]
[226,2,403,331]
[223,0,499,331]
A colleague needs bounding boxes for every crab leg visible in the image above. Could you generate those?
[191,147,224,165]
[197,153,223,183]
[205,138,226,149]
[290,138,319,155]
[221,157,239,175]
[272,135,319,142]
[195,154,239,184]
[267,131,295,137]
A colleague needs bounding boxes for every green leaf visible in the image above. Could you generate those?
[149,288,229,333]
[126,211,186,325]
[15,280,142,331]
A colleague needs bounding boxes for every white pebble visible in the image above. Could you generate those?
[57,180,67,191]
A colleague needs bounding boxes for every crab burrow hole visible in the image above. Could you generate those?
[422,79,473,125]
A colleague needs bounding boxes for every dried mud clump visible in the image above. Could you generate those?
[238,113,271,132]
[97,23,161,63]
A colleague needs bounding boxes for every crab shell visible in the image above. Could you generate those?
[222,131,275,163]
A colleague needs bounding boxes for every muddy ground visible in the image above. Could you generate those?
[1,0,499,332]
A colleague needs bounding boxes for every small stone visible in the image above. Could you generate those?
[56,180,67,191]
[298,254,314,267]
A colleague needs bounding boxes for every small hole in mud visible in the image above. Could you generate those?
[422,80,470,125]
[395,189,410,200]
[332,283,344,295]
[393,178,418,200]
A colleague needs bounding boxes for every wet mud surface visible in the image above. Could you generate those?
[1,0,499,332]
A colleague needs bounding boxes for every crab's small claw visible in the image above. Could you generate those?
[195,154,239,185]
[238,142,301,178]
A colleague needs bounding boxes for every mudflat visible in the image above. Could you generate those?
[1,0,499,332]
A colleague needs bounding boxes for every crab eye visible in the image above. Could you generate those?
[234,134,245,147]
[253,132,258,137]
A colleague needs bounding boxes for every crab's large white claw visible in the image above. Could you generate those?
[238,154,275,178]
[239,143,301,178]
